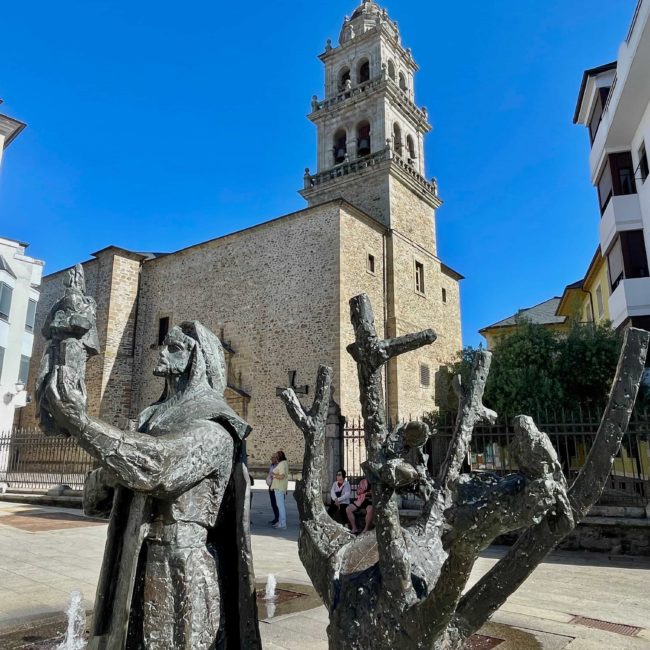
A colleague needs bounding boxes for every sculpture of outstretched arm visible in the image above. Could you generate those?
[45,367,232,498]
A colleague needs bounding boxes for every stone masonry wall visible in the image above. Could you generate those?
[389,174,437,255]
[131,204,343,472]
[387,231,462,420]
[338,206,387,420]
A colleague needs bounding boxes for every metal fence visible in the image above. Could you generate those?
[0,428,95,491]
[342,406,650,509]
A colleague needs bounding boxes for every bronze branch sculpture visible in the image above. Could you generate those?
[280,293,649,650]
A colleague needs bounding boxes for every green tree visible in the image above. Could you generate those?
[557,322,621,408]
[484,317,563,415]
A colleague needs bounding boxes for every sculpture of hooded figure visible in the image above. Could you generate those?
[42,319,262,650]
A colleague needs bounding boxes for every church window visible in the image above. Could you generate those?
[406,135,416,162]
[415,261,425,295]
[367,253,376,275]
[358,58,370,84]
[387,60,396,81]
[419,363,431,388]
[393,123,403,155]
[399,72,408,92]
[333,129,348,164]
[357,121,371,157]
[442,288,447,303]
[158,316,170,346]
[338,67,351,92]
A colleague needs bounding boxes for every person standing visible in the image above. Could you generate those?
[271,450,289,530]
[266,453,280,525]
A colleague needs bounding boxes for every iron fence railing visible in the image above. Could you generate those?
[341,406,650,509]
[0,428,96,491]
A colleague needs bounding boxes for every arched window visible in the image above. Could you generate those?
[393,123,402,155]
[357,120,371,157]
[358,58,371,84]
[407,135,416,161]
[338,67,351,92]
[387,60,396,81]
[333,129,348,164]
[399,72,407,92]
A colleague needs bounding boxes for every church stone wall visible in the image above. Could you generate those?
[130,204,343,473]
[386,232,462,421]
[388,175,437,255]
[338,206,387,420]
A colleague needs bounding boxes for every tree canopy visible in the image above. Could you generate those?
[438,320,623,416]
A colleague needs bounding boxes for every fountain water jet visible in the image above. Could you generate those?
[57,589,86,650]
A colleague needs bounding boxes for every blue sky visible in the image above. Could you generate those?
[0,1,635,346]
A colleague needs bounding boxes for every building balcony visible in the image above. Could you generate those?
[599,193,643,253]
[608,276,650,328]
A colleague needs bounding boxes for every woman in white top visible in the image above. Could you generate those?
[327,469,351,524]
[271,450,289,529]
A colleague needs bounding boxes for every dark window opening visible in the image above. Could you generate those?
[333,129,348,164]
[358,59,370,84]
[367,254,376,274]
[597,151,637,214]
[158,316,170,345]
[18,355,30,385]
[415,261,425,294]
[608,230,649,291]
[25,298,37,333]
[406,135,416,162]
[0,282,13,321]
[0,347,5,379]
[588,86,611,144]
[357,121,371,157]
[638,142,649,183]
[442,288,447,303]
[420,364,431,387]
[339,67,351,92]
[393,123,402,155]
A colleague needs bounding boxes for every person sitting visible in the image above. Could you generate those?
[346,477,374,534]
[327,469,351,524]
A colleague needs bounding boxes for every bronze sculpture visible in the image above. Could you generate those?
[280,293,649,650]
[40,268,261,650]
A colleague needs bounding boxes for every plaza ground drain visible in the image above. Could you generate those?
[570,615,641,637]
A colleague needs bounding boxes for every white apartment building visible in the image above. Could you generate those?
[0,100,25,169]
[0,106,43,433]
[574,0,650,332]
[0,238,44,432]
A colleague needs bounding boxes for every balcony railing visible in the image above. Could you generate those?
[304,147,438,198]
[311,75,429,124]
[627,0,644,44]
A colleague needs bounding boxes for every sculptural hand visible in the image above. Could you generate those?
[44,365,89,430]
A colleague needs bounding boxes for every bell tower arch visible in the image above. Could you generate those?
[301,0,440,254]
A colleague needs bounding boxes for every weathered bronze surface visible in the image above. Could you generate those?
[40,271,261,650]
[280,293,649,650]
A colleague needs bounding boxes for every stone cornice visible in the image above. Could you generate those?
[309,76,431,133]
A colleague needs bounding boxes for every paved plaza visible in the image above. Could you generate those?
[0,493,648,649]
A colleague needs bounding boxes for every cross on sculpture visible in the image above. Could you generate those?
[275,371,309,397]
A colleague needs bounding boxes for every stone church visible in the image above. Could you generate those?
[20,1,463,474]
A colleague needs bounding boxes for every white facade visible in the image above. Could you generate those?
[575,0,650,330]
[0,237,44,433]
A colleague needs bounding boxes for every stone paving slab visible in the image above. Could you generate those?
[0,497,649,648]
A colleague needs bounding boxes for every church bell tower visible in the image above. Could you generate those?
[300,0,441,255]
